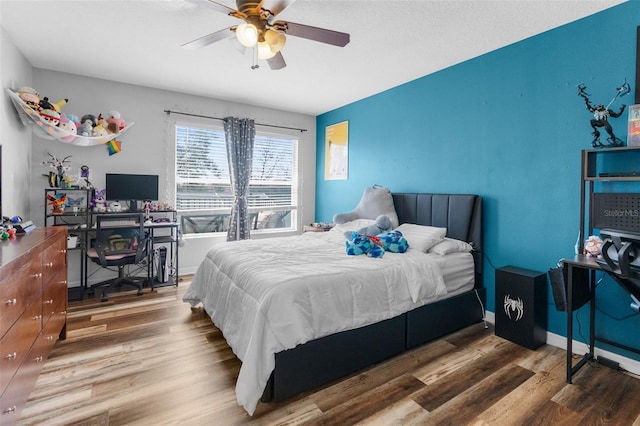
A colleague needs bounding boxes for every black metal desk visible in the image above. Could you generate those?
[79,221,179,290]
[562,255,598,383]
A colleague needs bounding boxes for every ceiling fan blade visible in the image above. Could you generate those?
[267,51,286,70]
[187,0,241,16]
[274,20,350,47]
[261,0,296,17]
[182,27,236,50]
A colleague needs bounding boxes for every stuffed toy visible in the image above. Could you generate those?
[106,110,126,131]
[357,214,392,235]
[51,98,68,113]
[346,230,409,258]
[584,235,603,257]
[40,108,60,126]
[77,118,93,137]
[346,232,383,257]
[78,114,96,137]
[109,201,123,212]
[17,87,40,110]
[47,193,67,215]
[92,123,108,138]
[66,114,80,129]
[333,185,399,228]
[343,214,392,239]
[58,114,77,142]
[378,230,409,253]
[91,189,107,212]
[39,97,68,114]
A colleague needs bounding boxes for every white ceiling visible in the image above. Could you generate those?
[1,0,626,116]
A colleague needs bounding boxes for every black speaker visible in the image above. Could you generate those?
[495,266,547,350]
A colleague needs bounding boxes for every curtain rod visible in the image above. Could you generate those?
[164,109,307,133]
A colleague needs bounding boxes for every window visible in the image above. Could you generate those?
[175,124,298,235]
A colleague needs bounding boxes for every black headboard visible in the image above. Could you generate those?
[392,193,483,284]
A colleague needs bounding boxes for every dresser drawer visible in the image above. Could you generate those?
[0,327,50,425]
[0,259,42,339]
[41,307,66,355]
[41,238,67,288]
[42,270,67,327]
[0,301,42,396]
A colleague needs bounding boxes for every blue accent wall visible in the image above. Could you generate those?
[316,2,640,360]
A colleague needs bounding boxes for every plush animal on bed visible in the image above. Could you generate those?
[333,185,399,228]
[346,230,409,258]
[343,214,392,239]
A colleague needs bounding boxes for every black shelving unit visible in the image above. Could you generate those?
[44,188,179,292]
[579,146,640,253]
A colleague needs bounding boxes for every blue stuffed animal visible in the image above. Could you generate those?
[377,230,409,253]
[345,230,409,258]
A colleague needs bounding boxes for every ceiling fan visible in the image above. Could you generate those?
[182,0,350,70]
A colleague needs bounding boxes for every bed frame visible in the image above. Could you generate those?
[261,193,484,402]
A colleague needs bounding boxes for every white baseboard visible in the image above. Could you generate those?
[485,311,640,376]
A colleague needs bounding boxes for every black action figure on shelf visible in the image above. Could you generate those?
[577,79,630,147]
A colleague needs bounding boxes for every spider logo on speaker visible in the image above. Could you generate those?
[503,294,524,321]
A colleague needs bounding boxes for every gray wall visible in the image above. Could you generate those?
[1,27,33,219]
[2,30,316,286]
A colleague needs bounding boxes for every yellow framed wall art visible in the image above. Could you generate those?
[324,121,348,180]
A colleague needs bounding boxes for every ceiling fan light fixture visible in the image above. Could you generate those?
[264,29,286,53]
[236,23,258,47]
[257,41,276,59]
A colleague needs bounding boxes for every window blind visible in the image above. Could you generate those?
[176,125,298,214]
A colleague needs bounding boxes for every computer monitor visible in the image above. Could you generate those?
[105,173,159,212]
[597,228,640,302]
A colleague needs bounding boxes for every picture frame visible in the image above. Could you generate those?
[324,121,348,180]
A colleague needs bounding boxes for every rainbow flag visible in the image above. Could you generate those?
[107,139,122,155]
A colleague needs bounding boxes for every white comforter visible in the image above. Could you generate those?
[182,227,450,415]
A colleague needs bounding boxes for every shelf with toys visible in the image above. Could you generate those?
[6,88,134,146]
[44,187,180,291]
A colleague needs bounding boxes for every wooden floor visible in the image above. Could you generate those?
[17,277,640,426]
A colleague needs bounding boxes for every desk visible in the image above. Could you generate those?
[562,255,598,383]
[79,221,179,290]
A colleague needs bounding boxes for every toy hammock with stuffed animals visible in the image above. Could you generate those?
[6,88,134,146]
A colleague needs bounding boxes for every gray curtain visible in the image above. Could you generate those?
[223,117,255,241]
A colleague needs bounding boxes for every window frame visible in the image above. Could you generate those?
[174,121,300,237]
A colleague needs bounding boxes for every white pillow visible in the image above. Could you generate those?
[395,223,446,252]
[428,237,473,255]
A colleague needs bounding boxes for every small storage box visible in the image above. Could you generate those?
[67,234,78,249]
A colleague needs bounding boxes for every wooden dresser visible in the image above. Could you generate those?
[0,227,68,424]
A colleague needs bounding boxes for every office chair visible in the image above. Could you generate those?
[87,213,148,302]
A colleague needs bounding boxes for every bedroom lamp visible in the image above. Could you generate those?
[236,23,258,47]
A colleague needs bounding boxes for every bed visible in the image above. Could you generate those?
[183,193,484,415]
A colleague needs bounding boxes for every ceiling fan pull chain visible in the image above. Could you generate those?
[251,45,259,70]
